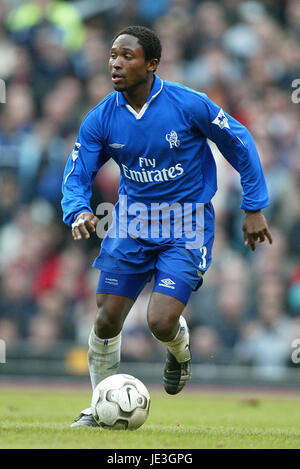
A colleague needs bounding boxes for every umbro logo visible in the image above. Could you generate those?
[107,361,120,370]
[158,278,176,289]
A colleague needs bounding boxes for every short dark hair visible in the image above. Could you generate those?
[113,25,162,63]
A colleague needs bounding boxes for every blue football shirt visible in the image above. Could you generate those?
[62,74,269,228]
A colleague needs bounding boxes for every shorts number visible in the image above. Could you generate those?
[199,246,207,270]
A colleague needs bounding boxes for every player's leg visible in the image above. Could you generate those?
[90,270,153,385]
[149,202,215,394]
[71,271,151,427]
[71,293,134,427]
[88,292,134,392]
[147,275,193,395]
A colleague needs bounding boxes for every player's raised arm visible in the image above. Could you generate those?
[192,93,272,251]
[61,108,110,239]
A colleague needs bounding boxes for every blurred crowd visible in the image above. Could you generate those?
[0,0,300,376]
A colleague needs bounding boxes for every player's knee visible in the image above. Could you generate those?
[94,297,123,338]
[147,312,177,341]
[94,307,121,338]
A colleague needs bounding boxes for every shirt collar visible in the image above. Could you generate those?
[116,74,163,107]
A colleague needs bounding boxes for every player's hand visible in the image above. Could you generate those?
[71,211,100,241]
[242,210,273,252]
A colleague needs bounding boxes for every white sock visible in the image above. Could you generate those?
[88,327,121,390]
[161,316,191,363]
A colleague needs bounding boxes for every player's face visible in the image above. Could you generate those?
[109,34,156,91]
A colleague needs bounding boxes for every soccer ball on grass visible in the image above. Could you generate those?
[91,374,150,430]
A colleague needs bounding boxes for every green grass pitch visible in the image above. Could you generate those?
[0,386,300,449]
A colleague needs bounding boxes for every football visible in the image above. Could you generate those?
[91,374,150,430]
